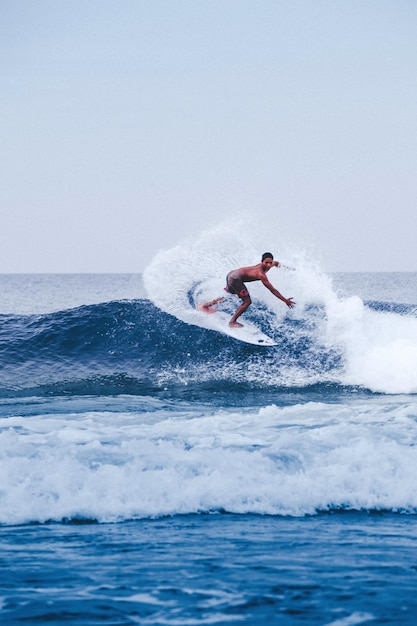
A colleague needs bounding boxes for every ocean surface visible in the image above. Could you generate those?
[1,261,417,624]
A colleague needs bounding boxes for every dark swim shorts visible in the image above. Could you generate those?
[225,272,250,299]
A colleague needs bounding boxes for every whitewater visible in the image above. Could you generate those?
[1,227,417,624]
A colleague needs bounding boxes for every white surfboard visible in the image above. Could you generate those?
[196,306,277,346]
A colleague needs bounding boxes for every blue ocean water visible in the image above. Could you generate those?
[1,258,417,624]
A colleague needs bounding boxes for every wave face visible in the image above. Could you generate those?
[0,298,341,398]
[1,292,417,399]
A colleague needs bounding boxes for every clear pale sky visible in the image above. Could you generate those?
[1,0,416,273]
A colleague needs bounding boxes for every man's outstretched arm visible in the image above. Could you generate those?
[261,276,295,308]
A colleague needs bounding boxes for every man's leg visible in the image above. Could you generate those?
[197,297,224,313]
[229,296,251,327]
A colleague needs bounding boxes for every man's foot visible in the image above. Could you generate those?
[229,321,243,328]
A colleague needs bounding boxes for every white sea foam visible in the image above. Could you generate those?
[1,398,417,525]
[323,612,375,626]
[324,293,417,393]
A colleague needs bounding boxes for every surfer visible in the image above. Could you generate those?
[199,252,295,328]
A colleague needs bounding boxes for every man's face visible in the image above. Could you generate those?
[262,258,273,270]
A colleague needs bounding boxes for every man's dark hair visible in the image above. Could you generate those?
[261,252,274,262]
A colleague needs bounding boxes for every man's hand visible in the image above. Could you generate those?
[274,261,281,268]
[286,298,295,309]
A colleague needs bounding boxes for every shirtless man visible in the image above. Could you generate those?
[200,252,295,328]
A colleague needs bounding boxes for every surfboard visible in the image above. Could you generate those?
[196,304,277,346]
